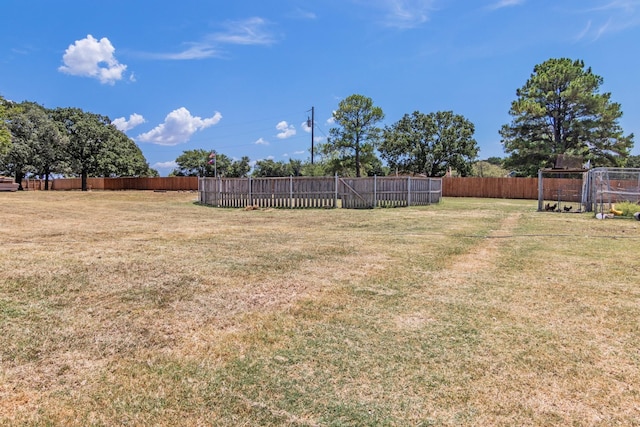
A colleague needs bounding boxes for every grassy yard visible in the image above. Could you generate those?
[1,191,639,426]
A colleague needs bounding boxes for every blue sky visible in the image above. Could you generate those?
[2,0,639,175]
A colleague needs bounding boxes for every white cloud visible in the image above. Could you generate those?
[290,8,317,20]
[255,137,269,145]
[151,43,220,60]
[150,17,276,60]
[575,1,640,40]
[213,17,277,45]
[326,113,336,125]
[153,161,178,170]
[301,120,312,133]
[371,0,436,29]
[137,108,222,146]
[59,35,127,84]
[276,121,296,139]
[293,150,307,155]
[112,113,146,132]
[586,0,639,13]
[575,20,593,40]
[488,0,525,9]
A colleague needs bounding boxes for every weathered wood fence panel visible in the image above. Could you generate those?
[409,177,441,206]
[198,176,441,209]
[219,178,250,208]
[200,177,339,209]
[337,177,442,208]
[339,178,376,209]
[292,177,336,208]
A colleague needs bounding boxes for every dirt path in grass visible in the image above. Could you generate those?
[439,212,521,281]
[395,212,522,330]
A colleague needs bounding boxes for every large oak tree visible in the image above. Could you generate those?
[500,58,634,176]
[2,101,69,189]
[380,111,479,177]
[53,107,153,190]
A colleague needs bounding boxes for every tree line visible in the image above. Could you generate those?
[0,101,156,190]
[2,58,637,188]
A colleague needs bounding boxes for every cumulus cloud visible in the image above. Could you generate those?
[112,113,146,132]
[59,35,128,84]
[137,108,222,146]
[326,113,336,125]
[153,161,178,170]
[255,137,269,145]
[276,121,296,139]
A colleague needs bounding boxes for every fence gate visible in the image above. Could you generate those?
[338,177,376,209]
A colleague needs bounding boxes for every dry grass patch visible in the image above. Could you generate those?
[1,192,639,425]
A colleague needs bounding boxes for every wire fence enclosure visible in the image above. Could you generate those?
[534,167,640,214]
[198,176,442,209]
[536,169,588,213]
[587,168,640,215]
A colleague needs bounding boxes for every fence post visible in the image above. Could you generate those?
[334,174,339,208]
[374,175,377,208]
[249,176,252,207]
[290,175,293,209]
[407,176,412,206]
[537,169,543,211]
[428,178,432,204]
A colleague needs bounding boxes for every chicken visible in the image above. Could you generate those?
[563,206,572,212]
[545,203,557,211]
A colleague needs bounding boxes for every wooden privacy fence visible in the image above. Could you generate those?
[199,176,442,209]
[442,176,586,200]
[25,177,199,191]
[442,177,538,199]
[19,175,588,201]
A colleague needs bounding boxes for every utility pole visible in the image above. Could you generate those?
[307,106,315,164]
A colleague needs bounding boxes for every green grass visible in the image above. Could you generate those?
[613,201,640,217]
[1,192,639,425]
